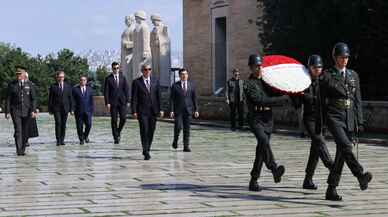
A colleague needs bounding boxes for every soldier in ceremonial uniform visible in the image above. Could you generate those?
[244,54,289,191]
[300,55,334,190]
[321,42,372,201]
[4,66,38,156]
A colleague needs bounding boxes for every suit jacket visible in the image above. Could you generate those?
[170,81,198,115]
[48,82,73,113]
[103,73,130,107]
[5,80,37,117]
[131,76,161,116]
[226,78,244,103]
[72,85,94,115]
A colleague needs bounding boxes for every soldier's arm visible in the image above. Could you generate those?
[315,78,327,135]
[354,72,364,126]
[31,83,37,113]
[244,80,288,106]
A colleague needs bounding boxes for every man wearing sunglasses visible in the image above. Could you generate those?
[104,62,130,144]
[131,64,163,160]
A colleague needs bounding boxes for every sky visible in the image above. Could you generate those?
[0,0,183,56]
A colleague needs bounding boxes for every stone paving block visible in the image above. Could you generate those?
[0,114,385,216]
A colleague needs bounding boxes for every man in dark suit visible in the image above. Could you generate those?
[72,75,94,145]
[170,68,199,152]
[48,69,73,146]
[104,62,130,144]
[131,64,163,160]
[5,66,38,156]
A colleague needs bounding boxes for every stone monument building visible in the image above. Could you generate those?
[183,0,263,96]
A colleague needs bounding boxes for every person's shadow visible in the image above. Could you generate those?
[140,183,345,208]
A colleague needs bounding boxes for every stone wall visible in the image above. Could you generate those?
[183,0,212,95]
[183,0,262,96]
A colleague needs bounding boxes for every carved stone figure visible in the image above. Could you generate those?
[150,14,172,87]
[132,11,152,79]
[120,15,135,86]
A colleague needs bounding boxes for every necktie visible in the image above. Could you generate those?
[146,79,150,92]
[183,82,187,93]
[116,75,119,87]
[60,83,63,92]
[82,87,85,95]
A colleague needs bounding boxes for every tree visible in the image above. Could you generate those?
[0,45,90,108]
[257,0,388,100]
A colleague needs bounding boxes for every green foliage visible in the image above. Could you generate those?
[0,45,90,108]
[257,0,388,100]
[96,65,108,88]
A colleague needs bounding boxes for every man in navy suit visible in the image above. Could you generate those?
[104,62,130,144]
[170,68,199,152]
[131,64,164,160]
[48,69,73,146]
[72,75,94,145]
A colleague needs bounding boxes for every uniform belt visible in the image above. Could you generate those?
[329,99,352,109]
[254,106,271,112]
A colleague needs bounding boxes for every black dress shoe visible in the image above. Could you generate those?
[172,142,178,149]
[17,152,25,156]
[56,142,61,146]
[61,142,66,146]
[183,147,191,152]
[144,153,151,160]
[80,140,84,145]
[273,165,285,183]
[303,178,318,190]
[358,172,372,191]
[25,142,30,147]
[114,139,119,144]
[325,186,342,201]
[85,137,90,143]
[249,178,261,191]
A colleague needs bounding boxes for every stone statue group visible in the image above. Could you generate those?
[121,11,171,88]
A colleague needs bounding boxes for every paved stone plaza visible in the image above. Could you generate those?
[0,114,387,217]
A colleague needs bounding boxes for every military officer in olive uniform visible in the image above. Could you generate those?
[225,68,245,131]
[320,43,372,201]
[300,55,334,190]
[244,54,289,191]
[4,66,38,156]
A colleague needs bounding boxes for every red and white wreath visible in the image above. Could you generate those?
[261,55,311,95]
